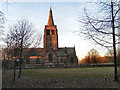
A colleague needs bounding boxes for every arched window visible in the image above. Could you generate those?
[46,30,50,35]
[51,30,55,35]
[36,58,40,64]
[26,59,30,64]
[49,53,52,62]
[71,58,74,63]
[61,59,63,63]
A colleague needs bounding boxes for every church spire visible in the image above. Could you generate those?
[47,7,54,26]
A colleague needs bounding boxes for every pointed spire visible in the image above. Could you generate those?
[47,7,54,26]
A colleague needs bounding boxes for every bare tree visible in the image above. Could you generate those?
[79,0,120,81]
[81,49,100,65]
[0,11,6,49]
[81,55,91,65]
[88,49,100,65]
[0,11,4,30]
[0,0,8,48]
[6,18,42,80]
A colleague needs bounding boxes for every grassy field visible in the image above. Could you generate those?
[3,66,120,88]
[21,67,115,79]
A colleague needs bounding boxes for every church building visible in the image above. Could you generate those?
[24,8,78,67]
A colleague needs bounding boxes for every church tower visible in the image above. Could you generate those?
[44,7,58,53]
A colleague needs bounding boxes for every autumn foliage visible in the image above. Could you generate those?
[80,49,114,64]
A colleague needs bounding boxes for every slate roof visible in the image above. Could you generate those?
[55,47,76,56]
[23,48,44,56]
[23,47,76,57]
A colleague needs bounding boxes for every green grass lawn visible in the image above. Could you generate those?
[21,67,115,79]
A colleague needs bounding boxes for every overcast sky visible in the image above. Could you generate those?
[0,1,109,60]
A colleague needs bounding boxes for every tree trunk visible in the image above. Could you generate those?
[13,63,16,82]
[19,40,23,78]
[111,1,118,81]
[18,61,22,78]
